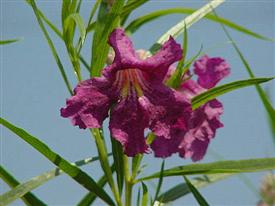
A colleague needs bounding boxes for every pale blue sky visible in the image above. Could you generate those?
[1,0,275,205]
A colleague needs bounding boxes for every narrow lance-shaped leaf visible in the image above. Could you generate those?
[25,0,63,38]
[0,39,21,45]
[77,164,115,206]
[136,188,141,206]
[0,155,109,205]
[192,77,274,110]
[64,13,86,45]
[91,0,125,77]
[125,8,273,42]
[138,157,275,181]
[26,0,73,95]
[0,166,46,206]
[157,174,232,203]
[25,1,90,76]
[0,117,115,206]
[166,24,187,88]
[111,138,124,196]
[76,0,102,53]
[183,176,210,206]
[120,0,149,25]
[141,182,148,206]
[131,154,143,179]
[150,0,224,53]
[211,8,275,143]
[152,160,165,204]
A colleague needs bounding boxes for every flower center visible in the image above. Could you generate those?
[115,69,146,98]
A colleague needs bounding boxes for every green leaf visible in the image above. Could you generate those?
[77,164,115,206]
[86,22,96,33]
[166,27,187,88]
[211,9,275,144]
[183,176,209,206]
[150,0,224,54]
[141,182,148,206]
[25,0,63,38]
[0,117,115,206]
[0,156,106,205]
[76,0,101,53]
[0,166,46,206]
[131,154,143,179]
[136,188,141,206]
[0,39,21,45]
[26,0,73,95]
[158,174,231,203]
[121,0,149,25]
[152,160,165,205]
[111,138,124,196]
[87,0,149,33]
[125,8,273,42]
[64,13,86,45]
[91,0,125,77]
[138,157,275,181]
[192,77,274,110]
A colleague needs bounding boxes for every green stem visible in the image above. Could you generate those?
[124,155,133,206]
[91,129,122,206]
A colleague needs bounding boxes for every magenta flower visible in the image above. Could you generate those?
[151,55,230,161]
[61,28,191,156]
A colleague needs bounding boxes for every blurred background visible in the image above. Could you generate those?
[1,0,274,205]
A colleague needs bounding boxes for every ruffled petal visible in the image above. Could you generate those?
[178,99,224,161]
[61,78,116,129]
[179,78,206,99]
[109,97,149,156]
[140,83,191,139]
[194,55,230,89]
[179,133,210,161]
[150,135,182,158]
[104,30,182,84]
[108,28,140,68]
[142,37,182,81]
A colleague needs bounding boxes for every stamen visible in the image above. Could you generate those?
[115,69,147,98]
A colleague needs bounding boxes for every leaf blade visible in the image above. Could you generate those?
[138,157,275,181]
[0,39,21,45]
[141,182,148,206]
[125,8,273,42]
[192,77,274,110]
[152,0,224,54]
[91,0,125,77]
[0,166,46,206]
[183,176,209,206]
[0,117,115,206]
[158,174,231,203]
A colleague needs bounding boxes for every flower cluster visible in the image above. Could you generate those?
[61,28,230,161]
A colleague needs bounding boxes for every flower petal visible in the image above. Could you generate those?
[110,97,149,156]
[140,83,191,139]
[179,99,224,161]
[179,133,210,161]
[194,55,230,89]
[142,37,182,81]
[150,135,182,158]
[61,78,115,129]
[108,28,139,68]
[105,30,182,83]
[179,78,206,99]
